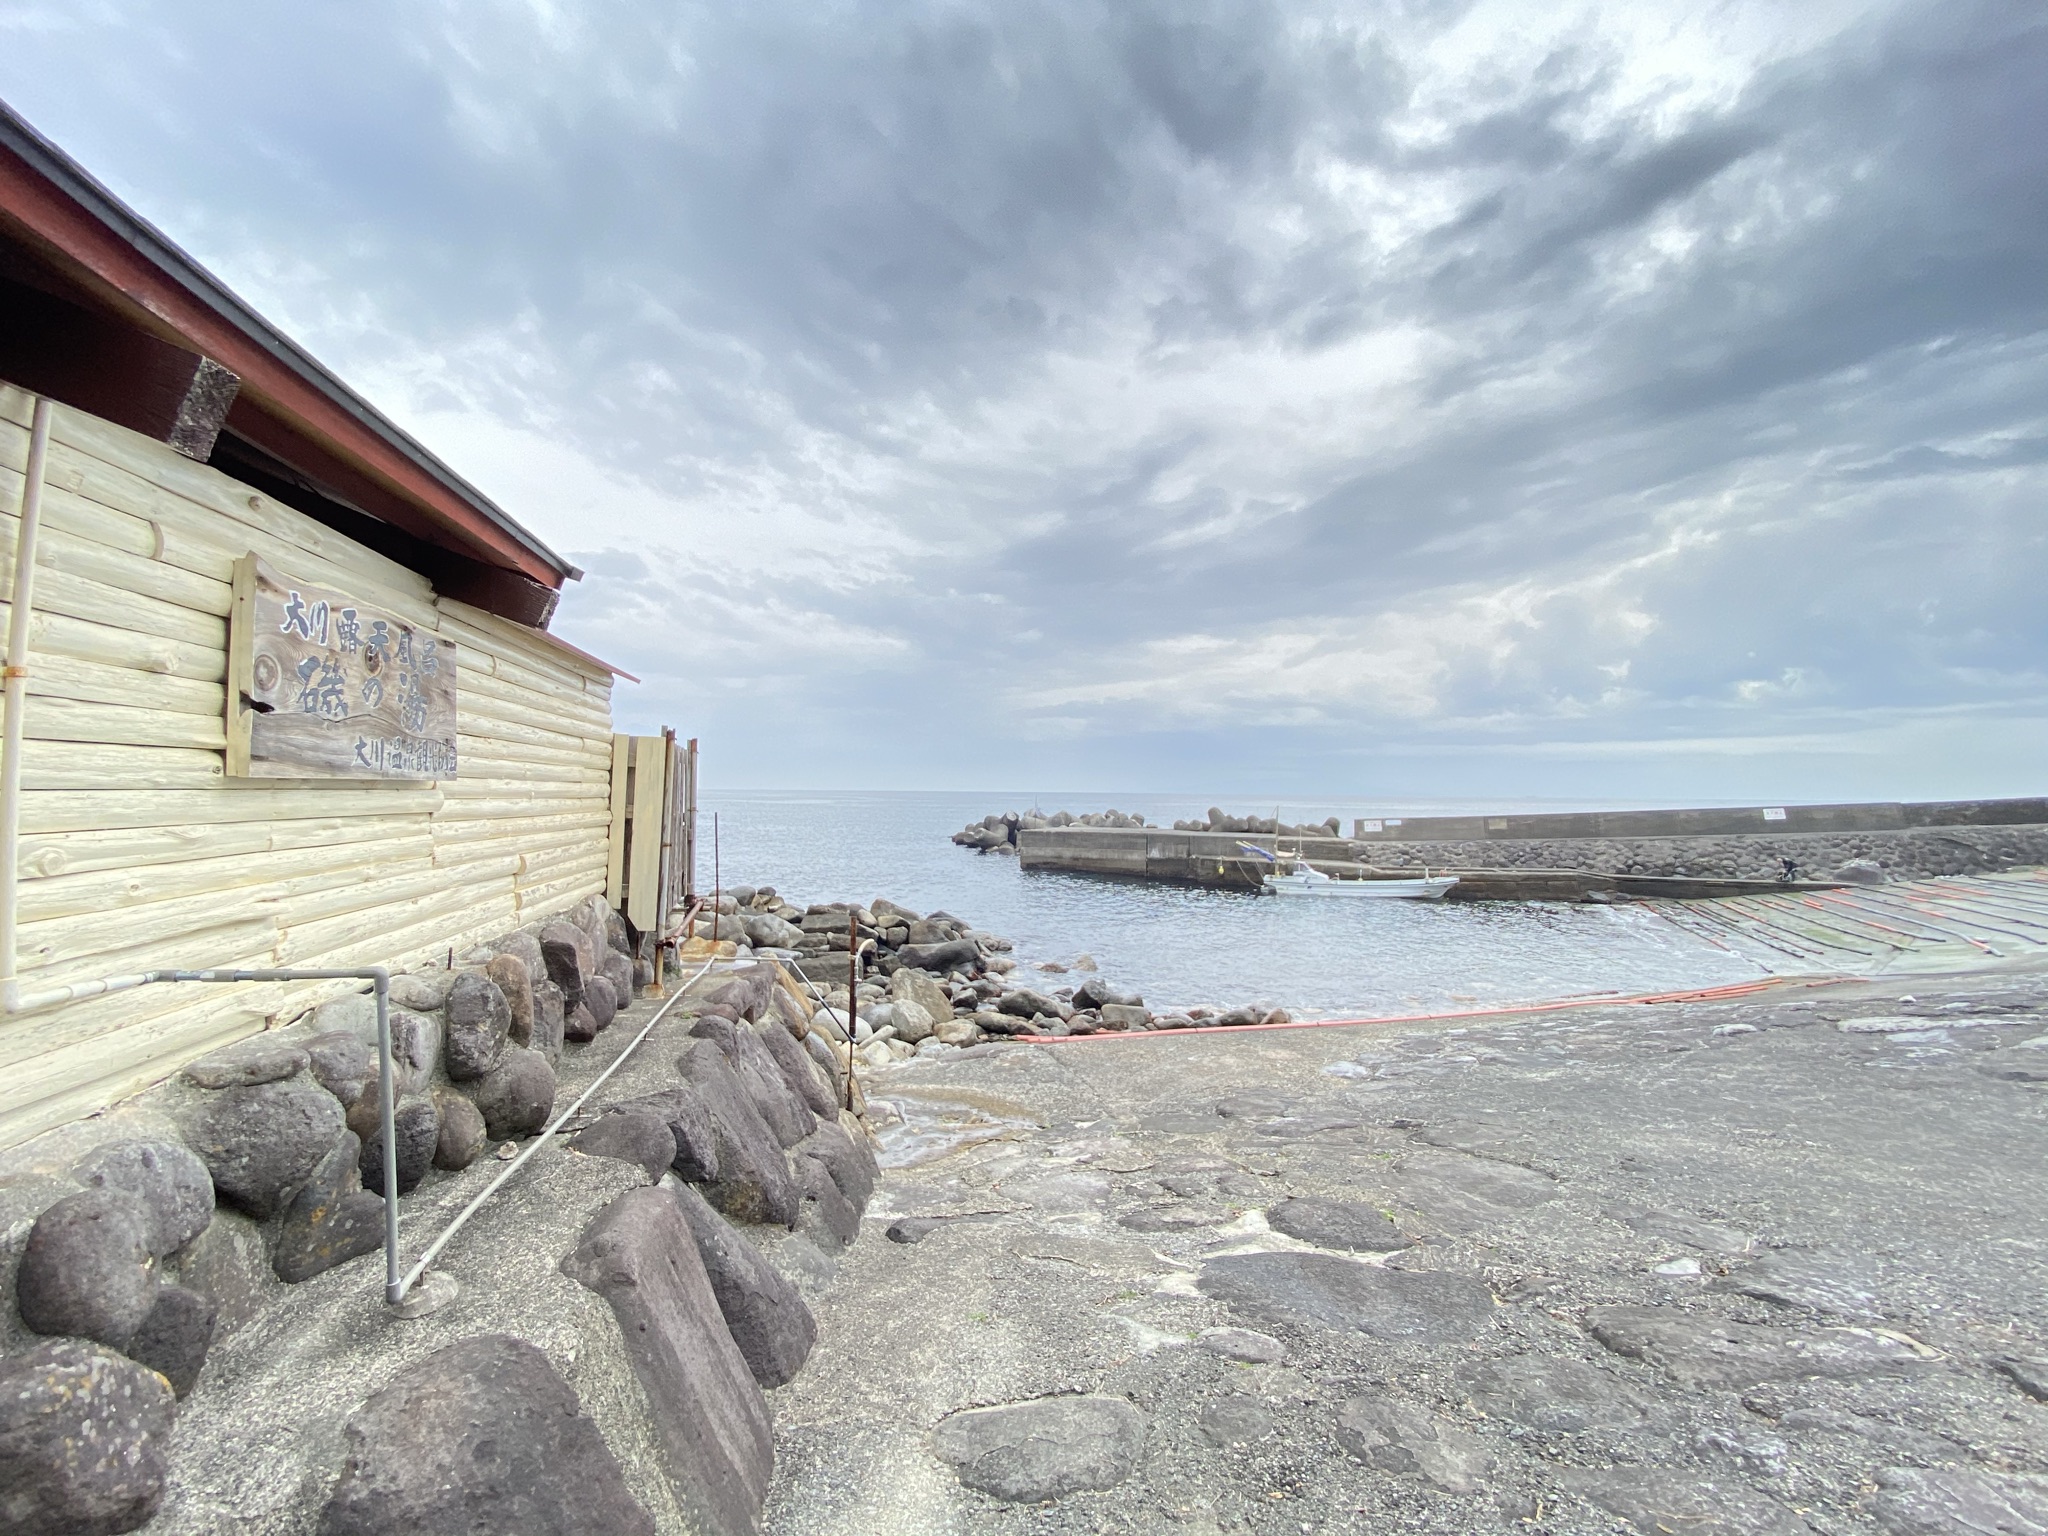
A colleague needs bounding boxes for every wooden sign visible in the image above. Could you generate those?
[225,555,458,779]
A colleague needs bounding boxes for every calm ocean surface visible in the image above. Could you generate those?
[696,789,1766,1017]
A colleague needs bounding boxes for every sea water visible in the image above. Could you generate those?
[698,789,1766,1018]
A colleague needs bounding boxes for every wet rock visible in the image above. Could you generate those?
[463,1047,556,1142]
[1455,1354,1657,1432]
[1560,1468,1811,1535]
[753,1018,838,1120]
[531,978,566,1062]
[1199,1327,1285,1364]
[932,1395,1146,1502]
[16,1188,158,1350]
[180,1035,308,1089]
[485,954,535,1045]
[1198,1253,1496,1341]
[561,1187,773,1536]
[442,973,513,1081]
[669,1184,818,1387]
[1870,1466,2048,1535]
[1333,1398,1494,1492]
[1198,1398,1274,1448]
[299,1032,373,1107]
[72,1141,213,1257]
[0,1340,175,1536]
[584,973,619,1032]
[1266,1196,1409,1253]
[272,1133,386,1284]
[795,1156,860,1250]
[357,1094,438,1196]
[318,1334,654,1536]
[126,1284,215,1398]
[1587,1305,1933,1388]
[569,1107,676,1183]
[432,1090,488,1171]
[676,1041,800,1227]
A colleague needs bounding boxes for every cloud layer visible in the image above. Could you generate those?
[4,0,2044,800]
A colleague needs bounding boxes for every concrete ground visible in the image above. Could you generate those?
[761,963,2048,1535]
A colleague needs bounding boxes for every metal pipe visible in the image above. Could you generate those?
[1,396,54,1016]
[393,953,715,1300]
[845,909,858,1111]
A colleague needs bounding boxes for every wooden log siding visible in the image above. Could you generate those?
[0,386,617,1148]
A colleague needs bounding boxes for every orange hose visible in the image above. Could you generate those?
[1013,974,1843,1044]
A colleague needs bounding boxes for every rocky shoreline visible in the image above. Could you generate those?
[952,806,1344,852]
[691,886,1291,1055]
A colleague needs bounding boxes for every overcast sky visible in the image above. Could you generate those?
[3,0,2043,804]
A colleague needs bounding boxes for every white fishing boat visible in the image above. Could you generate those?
[1242,846,1459,901]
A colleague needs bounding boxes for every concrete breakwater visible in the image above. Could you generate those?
[988,797,2048,893]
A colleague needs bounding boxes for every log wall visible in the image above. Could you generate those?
[0,385,615,1148]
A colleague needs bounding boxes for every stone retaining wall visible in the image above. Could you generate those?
[1358,823,2048,882]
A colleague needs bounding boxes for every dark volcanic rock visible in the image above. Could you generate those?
[357,1094,438,1196]
[442,972,513,1081]
[729,1027,815,1148]
[531,978,566,1061]
[1870,1466,2048,1535]
[1333,1397,1494,1492]
[181,1074,346,1219]
[538,922,588,1007]
[670,1183,818,1387]
[1197,1253,1496,1341]
[464,1047,556,1141]
[676,1041,800,1227]
[273,1133,387,1284]
[72,1140,214,1257]
[752,1017,838,1120]
[795,1155,860,1250]
[432,1090,488,1171]
[562,1187,774,1536]
[1455,1354,1657,1432]
[15,1188,158,1350]
[611,1087,723,1183]
[603,950,634,1009]
[1266,1197,1410,1252]
[485,953,535,1046]
[932,1395,1145,1502]
[564,1002,602,1044]
[1587,1305,1933,1388]
[584,973,618,1032]
[0,1340,175,1536]
[385,1009,440,1095]
[793,1119,875,1212]
[300,1032,374,1107]
[126,1284,216,1398]
[569,1107,676,1183]
[317,1334,654,1536]
[896,937,980,973]
[180,1035,307,1089]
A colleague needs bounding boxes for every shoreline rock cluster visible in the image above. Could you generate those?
[951,808,1149,850]
[694,885,1290,1056]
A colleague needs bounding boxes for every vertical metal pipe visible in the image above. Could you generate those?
[711,811,720,947]
[1,397,53,1013]
[373,970,401,1304]
[845,909,858,1110]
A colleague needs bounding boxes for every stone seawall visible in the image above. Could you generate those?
[1359,822,2048,883]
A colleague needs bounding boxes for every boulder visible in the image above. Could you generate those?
[531,979,566,1062]
[896,937,979,973]
[442,973,512,1081]
[793,1120,876,1212]
[728,1029,816,1148]
[272,1132,386,1284]
[569,1107,677,1183]
[386,1009,442,1094]
[464,1048,557,1142]
[180,1035,308,1090]
[603,951,635,1008]
[676,1041,801,1227]
[932,1395,1146,1503]
[887,998,936,1045]
[795,1156,860,1250]
[491,930,549,995]
[561,1188,774,1536]
[432,1090,489,1171]
[612,1087,722,1183]
[126,1284,216,1398]
[669,1184,817,1387]
[932,1017,983,1046]
[1099,1003,1151,1030]
[180,1074,346,1219]
[0,1340,175,1536]
[1072,978,1141,1011]
[72,1140,213,1258]
[742,913,804,949]
[604,909,634,958]
[752,1018,837,1119]
[15,1188,158,1350]
[888,968,951,1036]
[356,1094,439,1197]
[584,973,619,1032]
[385,972,451,1012]
[318,1335,654,1536]
[485,954,536,1045]
[564,1002,602,1044]
[538,921,589,1007]
[997,988,1066,1020]
[299,1032,374,1107]
[1836,858,1888,885]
